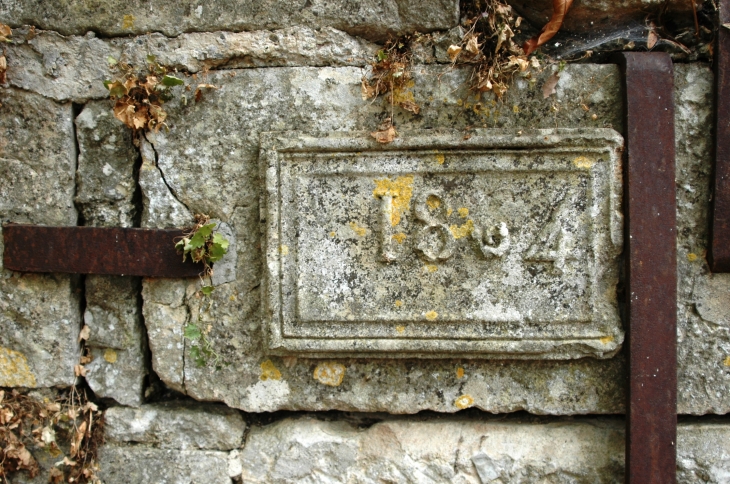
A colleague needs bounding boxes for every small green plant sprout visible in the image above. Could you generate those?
[175,213,230,292]
[176,214,230,369]
[183,320,223,369]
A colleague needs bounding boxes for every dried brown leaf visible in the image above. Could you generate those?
[0,23,11,43]
[647,29,659,50]
[0,55,6,84]
[523,0,574,55]
[361,78,376,100]
[398,100,420,114]
[542,73,560,99]
[74,364,87,377]
[447,45,462,62]
[465,35,481,55]
[78,325,90,342]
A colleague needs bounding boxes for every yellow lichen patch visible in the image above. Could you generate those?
[687,253,698,262]
[600,335,614,345]
[372,175,414,226]
[349,221,367,237]
[260,360,282,381]
[449,219,475,239]
[396,326,405,333]
[104,349,118,364]
[394,300,404,308]
[392,85,416,105]
[435,153,445,165]
[457,207,469,218]
[573,156,594,169]
[446,208,453,217]
[425,310,438,321]
[456,367,465,379]
[279,245,289,255]
[230,294,236,301]
[426,195,441,210]
[392,233,407,244]
[330,231,337,238]
[724,356,730,367]
[122,14,135,29]
[454,394,474,409]
[457,99,464,106]
[512,104,520,113]
[313,362,346,387]
[424,264,438,273]
[0,347,36,387]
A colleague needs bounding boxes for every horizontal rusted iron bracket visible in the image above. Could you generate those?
[2,224,204,278]
[618,52,678,484]
[710,0,730,272]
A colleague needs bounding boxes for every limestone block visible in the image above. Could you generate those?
[141,63,629,414]
[97,447,230,484]
[0,0,459,42]
[238,417,730,483]
[75,100,138,228]
[239,416,626,483]
[5,27,377,103]
[672,64,730,415]
[83,276,147,408]
[141,279,189,394]
[0,88,80,388]
[104,401,246,450]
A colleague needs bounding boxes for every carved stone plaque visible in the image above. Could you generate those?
[261,129,624,359]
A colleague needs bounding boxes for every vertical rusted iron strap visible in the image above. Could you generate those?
[618,52,677,484]
[2,224,204,278]
[710,0,730,272]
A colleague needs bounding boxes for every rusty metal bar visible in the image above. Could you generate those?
[710,0,730,272]
[618,52,677,484]
[2,224,204,278]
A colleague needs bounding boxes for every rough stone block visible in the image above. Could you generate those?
[672,64,730,415]
[97,447,230,484]
[5,27,377,103]
[237,417,730,483]
[104,401,245,450]
[0,88,80,388]
[83,275,147,407]
[140,63,628,414]
[239,416,626,483]
[0,0,459,41]
[75,100,139,228]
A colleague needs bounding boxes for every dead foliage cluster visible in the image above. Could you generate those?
[0,388,103,484]
[450,0,539,97]
[0,23,11,85]
[104,55,216,132]
[361,36,421,144]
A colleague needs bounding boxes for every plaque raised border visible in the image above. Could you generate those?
[261,129,624,359]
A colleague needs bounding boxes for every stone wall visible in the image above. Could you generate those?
[1,1,729,482]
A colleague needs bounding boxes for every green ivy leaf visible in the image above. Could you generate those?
[377,50,388,61]
[184,323,201,340]
[212,233,230,250]
[189,223,215,249]
[201,286,214,296]
[161,74,184,87]
[146,54,157,64]
[107,56,118,66]
[103,80,112,89]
